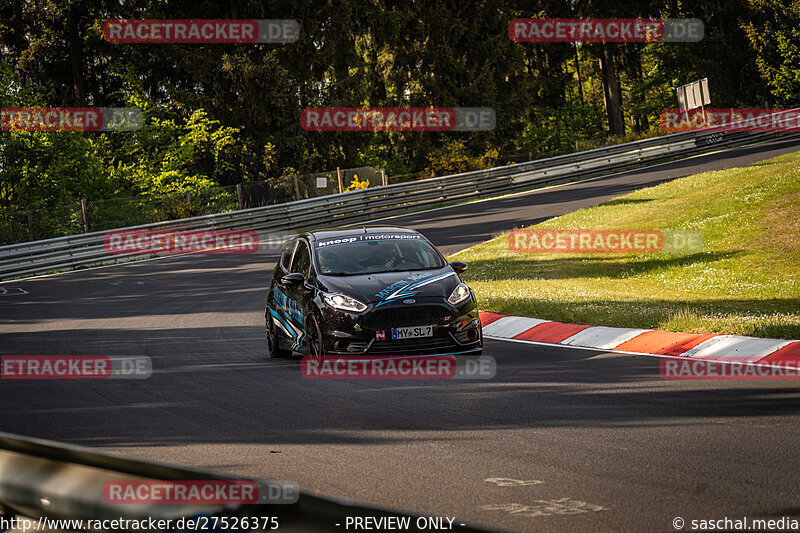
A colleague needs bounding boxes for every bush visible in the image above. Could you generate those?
[426,140,500,176]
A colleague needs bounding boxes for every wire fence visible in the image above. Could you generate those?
[0,126,677,246]
[0,167,385,245]
[0,128,772,280]
[0,149,584,245]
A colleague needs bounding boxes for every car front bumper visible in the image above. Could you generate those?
[318,297,482,356]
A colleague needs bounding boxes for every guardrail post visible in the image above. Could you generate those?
[27,210,33,241]
[80,199,89,233]
[236,183,243,209]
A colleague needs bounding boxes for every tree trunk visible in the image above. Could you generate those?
[67,5,86,105]
[599,43,625,137]
[370,45,386,102]
[574,43,585,105]
[624,46,649,133]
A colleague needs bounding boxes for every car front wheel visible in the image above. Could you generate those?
[306,314,324,358]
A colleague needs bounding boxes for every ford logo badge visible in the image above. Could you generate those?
[403,299,416,304]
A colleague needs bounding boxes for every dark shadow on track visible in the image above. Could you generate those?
[3,329,800,449]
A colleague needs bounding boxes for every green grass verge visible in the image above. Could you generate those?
[452,151,800,339]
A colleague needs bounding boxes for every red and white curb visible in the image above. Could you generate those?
[479,312,800,365]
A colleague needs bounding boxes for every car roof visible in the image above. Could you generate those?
[305,226,421,242]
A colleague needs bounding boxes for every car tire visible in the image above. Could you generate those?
[266,316,291,359]
[306,314,324,358]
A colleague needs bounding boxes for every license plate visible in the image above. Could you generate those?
[392,325,433,340]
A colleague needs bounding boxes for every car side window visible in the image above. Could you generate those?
[280,239,296,272]
[290,240,311,276]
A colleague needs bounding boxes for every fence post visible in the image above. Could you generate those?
[337,167,343,194]
[27,209,34,241]
[381,169,387,187]
[186,191,192,206]
[80,199,89,233]
[293,174,301,201]
[236,183,243,209]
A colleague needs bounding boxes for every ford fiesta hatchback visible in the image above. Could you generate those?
[265,226,482,357]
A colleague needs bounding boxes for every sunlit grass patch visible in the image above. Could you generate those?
[452,151,800,339]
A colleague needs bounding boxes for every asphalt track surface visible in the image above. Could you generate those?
[3,135,800,532]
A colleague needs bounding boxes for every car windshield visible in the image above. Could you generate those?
[314,237,446,275]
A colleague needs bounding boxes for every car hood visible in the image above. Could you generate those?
[318,267,460,305]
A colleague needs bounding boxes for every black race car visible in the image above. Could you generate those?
[265,226,482,357]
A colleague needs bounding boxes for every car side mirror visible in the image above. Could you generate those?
[280,273,305,286]
[450,261,467,273]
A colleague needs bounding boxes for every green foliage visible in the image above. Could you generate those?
[0,60,111,212]
[426,141,499,176]
[95,107,240,221]
[743,0,800,104]
[0,0,791,243]
[104,108,239,197]
[516,105,606,156]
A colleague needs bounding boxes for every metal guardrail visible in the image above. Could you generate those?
[0,128,778,281]
[0,431,491,532]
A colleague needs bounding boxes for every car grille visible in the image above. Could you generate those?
[361,305,452,328]
[367,335,461,355]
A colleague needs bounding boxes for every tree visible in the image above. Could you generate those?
[742,0,800,104]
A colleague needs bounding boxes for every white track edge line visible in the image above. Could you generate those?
[485,334,795,369]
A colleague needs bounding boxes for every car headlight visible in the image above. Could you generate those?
[322,292,368,313]
[447,283,471,305]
